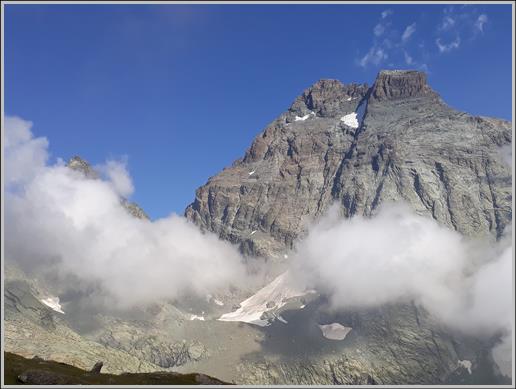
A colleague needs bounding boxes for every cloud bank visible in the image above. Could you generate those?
[5,117,248,308]
[4,116,512,374]
[289,203,512,373]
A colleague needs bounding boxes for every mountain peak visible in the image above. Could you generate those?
[67,156,98,179]
[371,69,437,101]
[289,79,369,118]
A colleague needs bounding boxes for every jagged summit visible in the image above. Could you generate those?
[370,69,438,101]
[67,156,98,179]
[287,69,441,119]
[289,79,368,118]
[186,71,511,257]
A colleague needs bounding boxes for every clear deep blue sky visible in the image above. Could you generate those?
[5,3,513,219]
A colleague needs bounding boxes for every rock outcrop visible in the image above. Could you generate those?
[185,70,512,258]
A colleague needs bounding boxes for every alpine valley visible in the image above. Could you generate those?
[4,70,513,385]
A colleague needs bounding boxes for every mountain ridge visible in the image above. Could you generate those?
[185,69,512,258]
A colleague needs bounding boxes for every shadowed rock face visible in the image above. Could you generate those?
[185,70,512,258]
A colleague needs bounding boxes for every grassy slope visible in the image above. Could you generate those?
[4,352,229,385]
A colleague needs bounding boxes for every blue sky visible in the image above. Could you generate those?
[5,3,513,219]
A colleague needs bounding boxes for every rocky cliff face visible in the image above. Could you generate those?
[181,70,512,384]
[185,70,512,258]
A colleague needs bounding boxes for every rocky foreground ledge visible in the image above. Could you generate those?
[3,352,229,385]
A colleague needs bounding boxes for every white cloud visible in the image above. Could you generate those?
[5,116,248,309]
[373,23,385,37]
[381,9,393,19]
[358,46,388,67]
[401,23,416,43]
[436,37,461,53]
[356,11,420,70]
[290,203,512,339]
[97,159,134,198]
[439,15,456,31]
[5,116,49,189]
[475,14,488,33]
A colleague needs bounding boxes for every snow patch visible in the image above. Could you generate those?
[295,111,316,121]
[284,254,289,259]
[340,99,367,129]
[340,113,359,128]
[346,97,352,101]
[277,315,288,324]
[218,271,307,327]
[190,314,205,321]
[319,323,352,340]
[300,304,306,309]
[458,360,472,374]
[248,170,255,176]
[40,296,65,314]
[250,230,257,236]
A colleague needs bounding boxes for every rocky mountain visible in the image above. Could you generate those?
[4,70,512,385]
[181,69,511,384]
[185,70,511,259]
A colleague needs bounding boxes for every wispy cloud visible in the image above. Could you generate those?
[381,9,393,19]
[475,14,488,33]
[439,15,456,31]
[359,46,388,67]
[435,7,489,55]
[357,6,489,70]
[374,23,385,37]
[357,10,396,68]
[401,23,416,43]
[436,37,461,53]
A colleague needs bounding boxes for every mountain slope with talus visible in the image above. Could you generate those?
[185,70,512,259]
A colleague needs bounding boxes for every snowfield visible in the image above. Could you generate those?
[218,271,307,326]
[458,360,472,374]
[295,111,316,121]
[40,296,65,314]
[340,113,359,128]
[318,323,352,340]
[340,99,367,129]
[190,314,205,321]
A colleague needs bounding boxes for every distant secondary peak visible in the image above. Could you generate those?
[66,156,98,178]
[65,155,149,220]
[371,69,437,101]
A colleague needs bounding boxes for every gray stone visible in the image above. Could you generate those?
[185,70,511,259]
